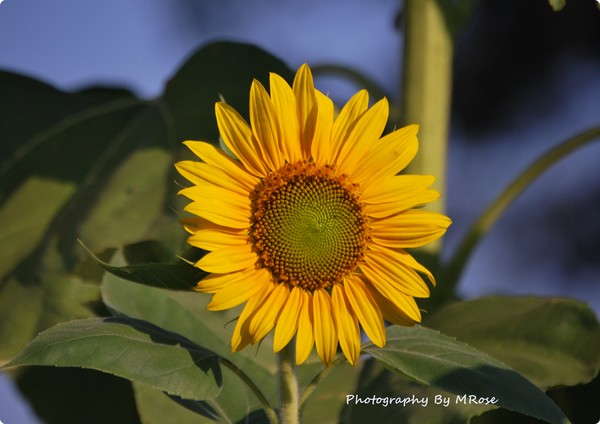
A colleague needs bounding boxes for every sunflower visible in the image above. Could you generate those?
[176,64,451,366]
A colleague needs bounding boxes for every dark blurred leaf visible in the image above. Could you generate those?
[0,273,99,361]
[435,0,482,39]
[0,71,131,161]
[0,177,75,280]
[4,317,222,401]
[81,243,204,290]
[341,359,490,424]
[425,296,600,389]
[15,367,140,424]
[365,325,569,424]
[76,146,172,253]
[163,41,293,144]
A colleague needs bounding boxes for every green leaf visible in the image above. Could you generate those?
[425,296,600,389]
[133,366,269,424]
[0,177,75,280]
[81,242,205,290]
[434,0,482,39]
[77,147,172,252]
[3,317,222,401]
[0,272,99,362]
[364,325,569,424]
[342,359,489,424]
[163,41,293,143]
[0,71,134,163]
[100,250,276,404]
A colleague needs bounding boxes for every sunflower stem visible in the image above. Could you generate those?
[443,125,600,290]
[219,357,279,424]
[278,340,299,424]
[401,0,453,253]
[298,355,346,412]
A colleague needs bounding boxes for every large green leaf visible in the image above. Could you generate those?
[0,177,75,280]
[101,250,276,402]
[425,296,600,389]
[364,325,569,424]
[82,243,205,291]
[3,317,222,401]
[341,359,489,424]
[0,71,135,163]
[133,367,269,424]
[163,42,293,143]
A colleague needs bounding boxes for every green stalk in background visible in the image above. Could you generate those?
[401,0,453,227]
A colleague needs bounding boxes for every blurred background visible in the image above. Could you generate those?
[0,0,599,422]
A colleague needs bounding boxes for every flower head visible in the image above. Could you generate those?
[176,64,451,365]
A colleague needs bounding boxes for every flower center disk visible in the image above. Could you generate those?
[251,162,369,291]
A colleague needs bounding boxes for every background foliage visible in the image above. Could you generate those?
[1,1,599,423]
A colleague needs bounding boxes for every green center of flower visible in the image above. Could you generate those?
[250,162,369,291]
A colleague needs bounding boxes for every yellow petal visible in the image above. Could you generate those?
[296,290,314,364]
[179,216,205,234]
[182,141,259,189]
[312,289,338,365]
[184,200,249,229]
[332,284,360,366]
[360,253,430,299]
[208,267,271,311]
[176,160,252,196]
[343,275,386,348]
[269,73,302,163]
[370,210,452,248]
[250,80,284,171]
[330,90,369,158]
[248,283,290,344]
[182,184,251,229]
[359,256,422,322]
[361,175,435,204]
[311,90,334,165]
[215,102,268,177]
[370,244,436,286]
[366,190,440,219]
[179,184,250,207]
[293,64,317,159]
[231,280,274,352]
[351,124,419,186]
[369,287,418,327]
[274,286,303,352]
[187,223,247,251]
[195,267,253,293]
[197,244,257,274]
[336,98,389,175]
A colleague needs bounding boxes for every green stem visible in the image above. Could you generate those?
[278,341,299,424]
[401,0,453,219]
[298,355,346,412]
[219,357,278,424]
[444,125,600,289]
